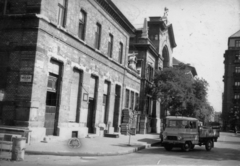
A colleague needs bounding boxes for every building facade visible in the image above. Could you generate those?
[129,17,177,134]
[0,0,141,141]
[223,30,240,131]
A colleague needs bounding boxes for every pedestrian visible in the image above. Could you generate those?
[235,126,238,134]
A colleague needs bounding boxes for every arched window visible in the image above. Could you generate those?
[162,46,169,68]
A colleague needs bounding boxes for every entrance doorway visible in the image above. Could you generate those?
[87,98,95,133]
[87,76,98,133]
[44,60,62,136]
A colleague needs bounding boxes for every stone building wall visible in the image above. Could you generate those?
[0,0,140,140]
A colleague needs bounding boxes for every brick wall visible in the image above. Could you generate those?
[0,0,141,139]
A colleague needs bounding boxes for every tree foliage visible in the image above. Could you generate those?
[152,64,212,122]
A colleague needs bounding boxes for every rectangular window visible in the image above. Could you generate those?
[58,0,67,28]
[134,93,139,110]
[146,96,152,115]
[234,94,240,99]
[136,60,142,75]
[125,89,129,108]
[108,34,113,57]
[236,54,240,60]
[89,76,97,98]
[47,75,58,92]
[103,81,110,124]
[236,41,240,47]
[78,10,86,40]
[130,91,134,110]
[147,64,154,81]
[46,60,62,106]
[235,67,240,73]
[235,81,240,86]
[118,42,123,64]
[95,23,101,50]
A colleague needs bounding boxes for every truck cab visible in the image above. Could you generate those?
[162,116,219,152]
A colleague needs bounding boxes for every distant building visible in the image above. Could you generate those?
[214,112,222,124]
[222,30,240,131]
[172,57,197,79]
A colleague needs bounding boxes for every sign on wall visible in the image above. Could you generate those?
[20,75,32,82]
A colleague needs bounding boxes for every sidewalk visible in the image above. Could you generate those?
[217,132,240,143]
[25,134,161,156]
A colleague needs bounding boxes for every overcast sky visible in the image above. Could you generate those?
[112,0,240,112]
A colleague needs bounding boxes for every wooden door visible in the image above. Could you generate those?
[45,106,56,135]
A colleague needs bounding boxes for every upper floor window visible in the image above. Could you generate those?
[135,93,139,110]
[234,94,240,99]
[118,42,123,64]
[95,23,101,50]
[125,89,129,108]
[78,10,86,40]
[236,41,240,47]
[108,34,113,57]
[146,96,152,115]
[235,81,240,86]
[147,64,154,81]
[58,0,68,28]
[235,67,240,73]
[236,54,240,60]
[130,91,134,110]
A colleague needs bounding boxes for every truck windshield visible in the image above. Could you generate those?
[167,120,197,129]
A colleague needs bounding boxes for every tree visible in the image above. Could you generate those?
[152,64,211,118]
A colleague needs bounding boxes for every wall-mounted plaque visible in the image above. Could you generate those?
[20,75,32,82]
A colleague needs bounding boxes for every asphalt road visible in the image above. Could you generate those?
[1,132,240,166]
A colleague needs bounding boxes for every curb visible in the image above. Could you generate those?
[25,142,160,157]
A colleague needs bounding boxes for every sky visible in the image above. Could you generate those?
[112,0,240,112]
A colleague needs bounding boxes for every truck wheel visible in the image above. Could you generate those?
[190,145,195,150]
[181,142,191,152]
[205,139,213,151]
[164,145,173,151]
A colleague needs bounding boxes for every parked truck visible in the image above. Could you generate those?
[161,116,220,152]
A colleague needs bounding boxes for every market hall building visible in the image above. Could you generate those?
[0,0,176,141]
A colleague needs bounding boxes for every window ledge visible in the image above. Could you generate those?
[77,38,87,45]
[95,49,101,54]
